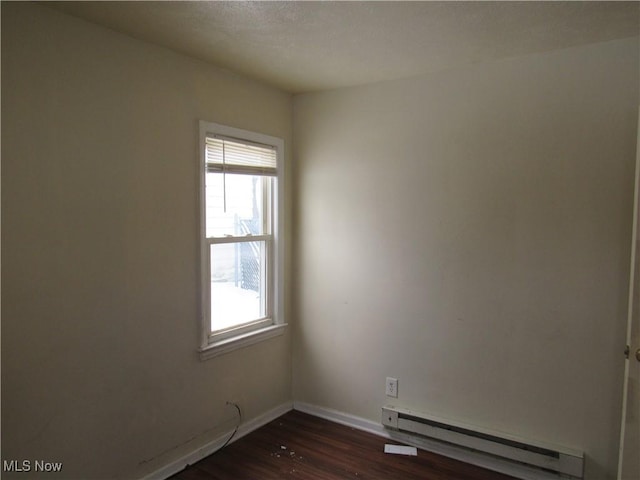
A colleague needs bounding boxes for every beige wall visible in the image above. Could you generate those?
[293,37,638,479]
[1,3,292,478]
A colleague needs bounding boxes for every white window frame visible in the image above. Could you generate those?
[198,121,286,360]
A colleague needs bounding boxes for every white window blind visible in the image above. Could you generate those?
[205,135,277,176]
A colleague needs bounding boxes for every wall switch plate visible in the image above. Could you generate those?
[386,377,398,398]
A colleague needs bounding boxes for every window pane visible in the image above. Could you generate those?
[206,173,268,237]
[210,241,266,331]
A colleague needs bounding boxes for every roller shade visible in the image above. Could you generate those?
[206,135,277,176]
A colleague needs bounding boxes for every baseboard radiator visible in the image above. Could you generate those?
[381,406,583,479]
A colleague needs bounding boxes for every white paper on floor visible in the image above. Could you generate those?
[384,444,417,456]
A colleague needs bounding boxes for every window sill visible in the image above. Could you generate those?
[198,323,288,361]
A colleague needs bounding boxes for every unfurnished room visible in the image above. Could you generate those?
[2,1,639,479]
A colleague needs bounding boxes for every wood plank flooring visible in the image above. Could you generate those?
[170,410,517,480]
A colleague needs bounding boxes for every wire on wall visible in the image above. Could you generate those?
[218,401,242,451]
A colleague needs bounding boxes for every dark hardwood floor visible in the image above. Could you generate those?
[170,410,517,479]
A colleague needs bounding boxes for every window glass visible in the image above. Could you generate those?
[205,173,266,237]
[210,241,267,331]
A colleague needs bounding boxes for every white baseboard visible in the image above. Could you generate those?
[292,401,566,480]
[141,401,293,480]
[293,401,392,438]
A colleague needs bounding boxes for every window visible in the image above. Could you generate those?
[198,121,285,359]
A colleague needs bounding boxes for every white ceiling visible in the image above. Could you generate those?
[47,1,639,94]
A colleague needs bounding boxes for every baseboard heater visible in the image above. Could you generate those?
[382,406,583,479]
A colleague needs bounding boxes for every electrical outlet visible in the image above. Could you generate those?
[386,377,398,398]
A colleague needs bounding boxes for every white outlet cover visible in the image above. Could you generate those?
[386,377,398,397]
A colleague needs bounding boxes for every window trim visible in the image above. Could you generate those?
[198,121,286,360]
